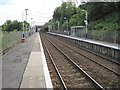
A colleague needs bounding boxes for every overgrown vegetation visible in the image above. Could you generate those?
[1,20,30,32]
[46,2,120,31]
[81,2,120,30]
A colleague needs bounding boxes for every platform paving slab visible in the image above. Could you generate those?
[2,33,36,88]
[20,33,53,89]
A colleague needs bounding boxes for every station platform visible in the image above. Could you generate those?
[20,32,53,89]
[2,32,53,89]
[48,32,119,50]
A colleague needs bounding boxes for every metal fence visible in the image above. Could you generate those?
[52,29,119,44]
[1,31,30,53]
[0,38,1,52]
[76,30,119,44]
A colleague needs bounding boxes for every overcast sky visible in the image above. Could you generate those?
[0,0,82,25]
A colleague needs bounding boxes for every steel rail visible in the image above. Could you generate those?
[51,38,120,77]
[48,33,120,65]
[68,39,120,66]
[42,40,68,90]
[46,38,105,90]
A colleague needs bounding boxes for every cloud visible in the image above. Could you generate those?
[0,0,83,25]
[0,0,63,25]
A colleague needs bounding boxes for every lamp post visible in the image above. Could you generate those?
[64,17,69,35]
[30,18,33,35]
[21,10,27,42]
[64,17,68,29]
[22,11,25,39]
[56,21,60,33]
[82,9,88,38]
[25,9,29,37]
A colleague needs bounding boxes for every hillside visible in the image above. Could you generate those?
[88,12,119,31]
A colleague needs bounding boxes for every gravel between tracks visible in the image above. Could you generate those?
[42,42,64,89]
[41,34,97,89]
[41,32,120,89]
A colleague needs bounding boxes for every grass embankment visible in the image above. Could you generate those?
[88,12,119,31]
[87,12,119,43]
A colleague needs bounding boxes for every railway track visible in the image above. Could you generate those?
[43,42,66,89]
[45,34,120,77]
[40,32,120,89]
[41,34,104,89]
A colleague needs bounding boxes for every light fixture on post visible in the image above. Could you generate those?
[30,18,33,35]
[82,9,88,38]
[64,17,69,35]
[21,10,26,42]
[25,9,29,37]
[56,21,60,33]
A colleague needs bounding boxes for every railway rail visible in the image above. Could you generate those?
[48,32,119,61]
[43,42,67,89]
[45,33,120,77]
[41,33,104,89]
[40,32,120,89]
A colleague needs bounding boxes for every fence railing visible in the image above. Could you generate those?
[52,30,119,44]
[75,30,119,43]
[0,31,2,54]
[0,31,30,54]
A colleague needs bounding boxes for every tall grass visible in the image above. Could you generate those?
[2,31,21,52]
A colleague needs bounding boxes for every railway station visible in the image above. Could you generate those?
[1,0,120,90]
[1,31,120,89]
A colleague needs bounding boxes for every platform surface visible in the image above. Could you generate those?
[2,32,53,89]
[20,32,53,88]
[48,32,120,50]
[2,33,36,88]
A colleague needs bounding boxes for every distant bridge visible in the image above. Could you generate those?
[33,25,48,32]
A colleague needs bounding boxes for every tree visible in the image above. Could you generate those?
[52,2,80,30]
[53,2,77,24]
[2,20,29,32]
[80,2,119,21]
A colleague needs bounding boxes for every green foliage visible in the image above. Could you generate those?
[50,2,85,30]
[1,20,29,32]
[69,8,84,26]
[88,12,119,30]
[53,2,77,24]
[80,2,120,21]
[47,2,119,31]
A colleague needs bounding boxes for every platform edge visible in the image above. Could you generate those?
[38,33,53,89]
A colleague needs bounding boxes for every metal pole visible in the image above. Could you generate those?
[25,9,28,37]
[56,21,60,33]
[58,21,60,33]
[31,18,33,34]
[85,11,88,38]
[22,11,25,38]
[67,19,69,35]
[82,9,88,38]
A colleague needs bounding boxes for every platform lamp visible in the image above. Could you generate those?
[82,9,88,38]
[25,9,29,37]
[56,21,60,34]
[21,10,26,42]
[64,17,67,31]
[64,17,69,35]
[30,18,33,35]
[22,11,25,39]
[21,9,29,42]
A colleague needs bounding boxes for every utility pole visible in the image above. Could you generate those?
[64,17,69,35]
[22,11,25,39]
[25,9,29,37]
[82,9,88,38]
[21,10,26,42]
[56,21,60,33]
[30,18,33,35]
